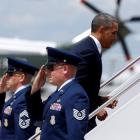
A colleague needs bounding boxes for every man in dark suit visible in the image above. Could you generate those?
[31,47,89,140]
[71,13,118,131]
[0,57,42,140]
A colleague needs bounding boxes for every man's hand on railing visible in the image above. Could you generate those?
[96,108,108,121]
[101,96,118,109]
[107,99,118,109]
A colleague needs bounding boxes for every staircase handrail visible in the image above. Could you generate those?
[89,73,140,119]
[100,56,140,89]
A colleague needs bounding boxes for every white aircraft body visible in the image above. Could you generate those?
[0,37,56,55]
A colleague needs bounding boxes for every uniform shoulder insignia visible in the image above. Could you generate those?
[19,110,30,129]
[73,109,86,120]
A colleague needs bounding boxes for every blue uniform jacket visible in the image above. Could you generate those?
[0,86,42,140]
[40,79,89,140]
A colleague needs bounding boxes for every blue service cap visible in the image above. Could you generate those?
[6,57,38,75]
[46,47,82,66]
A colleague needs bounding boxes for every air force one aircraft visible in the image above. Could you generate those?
[0,37,56,56]
[0,37,57,74]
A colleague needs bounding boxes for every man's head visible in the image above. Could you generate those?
[91,13,118,48]
[5,57,38,92]
[45,47,81,87]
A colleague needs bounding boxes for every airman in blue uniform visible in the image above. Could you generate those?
[0,57,42,140]
[32,47,90,140]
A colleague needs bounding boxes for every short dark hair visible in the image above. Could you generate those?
[91,13,118,32]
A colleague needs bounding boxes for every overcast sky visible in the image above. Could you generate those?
[0,0,140,44]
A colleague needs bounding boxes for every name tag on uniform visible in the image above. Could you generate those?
[4,106,12,115]
[50,103,62,111]
[0,120,1,127]
[50,115,56,125]
[4,119,8,127]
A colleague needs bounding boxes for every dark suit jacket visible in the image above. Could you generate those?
[71,36,102,112]
[40,79,89,140]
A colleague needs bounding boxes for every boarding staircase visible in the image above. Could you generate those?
[29,56,140,140]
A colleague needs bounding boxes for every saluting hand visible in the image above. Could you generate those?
[31,65,48,94]
[0,73,9,94]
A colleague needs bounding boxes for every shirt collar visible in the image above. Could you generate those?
[14,84,30,95]
[89,35,102,54]
[58,78,74,91]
